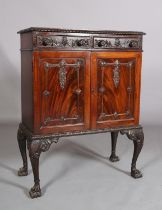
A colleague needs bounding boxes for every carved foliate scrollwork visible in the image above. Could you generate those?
[113,60,120,88]
[28,138,59,160]
[94,37,141,49]
[27,137,59,198]
[37,36,141,49]
[58,60,67,90]
[99,59,135,89]
[99,59,121,88]
[120,128,144,142]
[37,35,91,48]
[44,59,81,90]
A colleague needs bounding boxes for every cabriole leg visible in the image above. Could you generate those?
[28,138,59,198]
[28,140,41,198]
[121,127,144,178]
[17,126,28,176]
[109,131,120,162]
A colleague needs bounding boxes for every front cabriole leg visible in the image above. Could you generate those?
[17,125,28,176]
[121,127,144,178]
[28,138,59,199]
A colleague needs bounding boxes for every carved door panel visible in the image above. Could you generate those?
[91,52,142,129]
[33,52,90,133]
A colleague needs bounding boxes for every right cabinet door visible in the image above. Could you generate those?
[91,52,142,129]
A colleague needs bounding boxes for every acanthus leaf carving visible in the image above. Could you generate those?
[113,60,120,88]
[44,59,81,90]
[94,37,141,49]
[37,35,91,48]
[59,60,67,90]
[28,138,59,160]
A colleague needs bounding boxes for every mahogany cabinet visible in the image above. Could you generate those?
[17,27,145,198]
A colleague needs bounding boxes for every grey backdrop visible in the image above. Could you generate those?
[0,0,162,124]
[0,0,162,210]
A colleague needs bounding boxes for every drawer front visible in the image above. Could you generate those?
[94,37,142,50]
[35,34,91,49]
[32,33,142,51]
[33,51,90,134]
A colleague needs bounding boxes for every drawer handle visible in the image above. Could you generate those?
[129,40,138,48]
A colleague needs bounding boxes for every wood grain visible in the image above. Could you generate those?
[33,51,90,134]
[91,52,142,129]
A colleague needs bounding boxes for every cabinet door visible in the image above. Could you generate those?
[33,51,90,134]
[91,52,142,129]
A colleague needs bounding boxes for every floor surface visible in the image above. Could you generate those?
[0,123,162,210]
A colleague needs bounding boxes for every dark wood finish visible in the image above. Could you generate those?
[33,51,90,134]
[109,131,119,162]
[17,27,145,198]
[91,52,142,129]
[121,128,144,178]
[17,127,28,176]
[21,51,34,131]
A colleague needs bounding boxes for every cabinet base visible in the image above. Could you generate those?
[17,123,144,198]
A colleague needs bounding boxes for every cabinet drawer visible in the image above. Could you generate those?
[35,34,91,49]
[94,37,142,50]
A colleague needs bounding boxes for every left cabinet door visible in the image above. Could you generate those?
[33,51,90,134]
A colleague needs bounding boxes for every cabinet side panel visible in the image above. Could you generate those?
[21,51,33,131]
[20,32,33,49]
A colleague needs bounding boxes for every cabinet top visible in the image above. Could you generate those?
[17,27,145,35]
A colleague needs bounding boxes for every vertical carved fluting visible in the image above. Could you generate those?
[121,128,144,178]
[28,138,59,198]
[109,131,120,162]
[17,126,28,176]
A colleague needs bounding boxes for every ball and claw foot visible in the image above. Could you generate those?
[18,167,28,176]
[131,168,142,179]
[29,183,41,199]
[109,154,120,162]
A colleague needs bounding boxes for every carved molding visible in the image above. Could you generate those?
[18,27,145,36]
[33,35,142,50]
[94,37,141,49]
[37,35,91,48]
[19,123,142,140]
